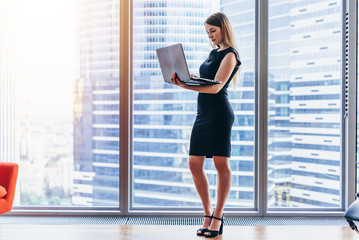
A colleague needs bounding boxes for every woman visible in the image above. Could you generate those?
[170,12,241,238]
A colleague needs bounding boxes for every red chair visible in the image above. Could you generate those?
[0,162,18,214]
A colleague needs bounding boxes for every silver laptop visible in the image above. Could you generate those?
[156,43,221,86]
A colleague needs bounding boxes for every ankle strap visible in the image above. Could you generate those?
[212,215,224,221]
[204,215,212,218]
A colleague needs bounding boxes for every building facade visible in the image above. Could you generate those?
[286,0,341,207]
[73,0,120,206]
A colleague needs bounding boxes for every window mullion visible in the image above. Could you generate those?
[119,0,131,215]
[257,0,269,217]
[344,0,357,208]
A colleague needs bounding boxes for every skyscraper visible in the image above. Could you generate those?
[132,0,221,207]
[287,0,342,207]
[268,0,342,208]
[73,0,120,206]
[267,1,293,207]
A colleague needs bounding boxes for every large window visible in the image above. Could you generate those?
[1,0,353,215]
[131,0,255,209]
[267,0,342,208]
[3,0,120,207]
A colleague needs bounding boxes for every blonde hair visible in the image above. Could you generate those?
[205,12,240,87]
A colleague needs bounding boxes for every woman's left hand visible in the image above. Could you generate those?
[171,73,186,87]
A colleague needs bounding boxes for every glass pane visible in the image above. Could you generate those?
[267,0,342,208]
[73,0,120,207]
[3,0,120,207]
[132,1,255,208]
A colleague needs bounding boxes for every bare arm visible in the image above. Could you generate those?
[171,52,238,94]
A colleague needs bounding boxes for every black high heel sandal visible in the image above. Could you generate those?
[196,214,213,236]
[204,214,224,238]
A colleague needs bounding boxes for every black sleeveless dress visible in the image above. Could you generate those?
[189,47,241,158]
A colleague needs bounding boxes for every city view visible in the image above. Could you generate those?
[0,0,343,209]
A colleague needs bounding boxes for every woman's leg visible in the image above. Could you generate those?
[188,155,213,231]
[206,156,232,233]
